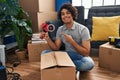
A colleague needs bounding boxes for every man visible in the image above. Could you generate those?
[41,3,94,71]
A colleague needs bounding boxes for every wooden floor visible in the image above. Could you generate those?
[79,57,120,80]
[6,54,120,80]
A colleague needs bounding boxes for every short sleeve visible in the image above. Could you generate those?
[56,27,62,39]
[81,27,91,41]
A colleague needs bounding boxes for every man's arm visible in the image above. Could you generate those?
[70,40,90,56]
[44,32,62,50]
[61,33,90,56]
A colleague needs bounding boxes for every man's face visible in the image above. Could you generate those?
[61,9,73,24]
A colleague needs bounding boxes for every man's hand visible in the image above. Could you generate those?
[40,32,49,40]
[44,32,50,40]
[61,32,74,43]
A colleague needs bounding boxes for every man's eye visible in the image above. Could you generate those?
[61,13,65,16]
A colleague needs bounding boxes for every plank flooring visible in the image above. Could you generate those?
[6,54,120,80]
[79,57,120,80]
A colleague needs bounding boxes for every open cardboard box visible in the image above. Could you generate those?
[41,51,76,80]
[28,42,50,62]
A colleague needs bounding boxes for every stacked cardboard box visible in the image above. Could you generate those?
[27,33,51,62]
[37,12,57,31]
[99,42,120,73]
[41,51,76,80]
[19,0,57,33]
[28,42,51,62]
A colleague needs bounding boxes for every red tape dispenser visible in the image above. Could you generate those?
[40,22,55,39]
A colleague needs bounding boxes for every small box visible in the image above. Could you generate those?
[28,42,51,62]
[99,42,120,73]
[41,51,76,80]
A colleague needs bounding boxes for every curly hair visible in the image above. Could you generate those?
[58,3,78,22]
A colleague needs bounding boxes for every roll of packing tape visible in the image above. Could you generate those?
[108,36,115,45]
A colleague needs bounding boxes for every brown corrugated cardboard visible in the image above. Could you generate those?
[19,0,39,12]
[21,11,57,33]
[37,12,57,31]
[41,51,76,80]
[19,0,56,33]
[99,42,120,73]
[39,0,55,12]
[27,11,38,32]
[19,0,55,12]
[28,42,51,62]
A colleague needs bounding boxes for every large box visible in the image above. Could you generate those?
[27,11,38,32]
[28,42,51,62]
[37,12,57,31]
[99,42,120,73]
[41,51,76,80]
[24,11,57,32]
[39,0,55,12]
[19,0,56,33]
[19,0,55,12]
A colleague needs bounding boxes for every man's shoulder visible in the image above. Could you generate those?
[58,25,65,30]
[74,22,86,29]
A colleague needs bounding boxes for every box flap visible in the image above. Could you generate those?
[55,51,75,67]
[41,51,75,70]
[41,52,57,69]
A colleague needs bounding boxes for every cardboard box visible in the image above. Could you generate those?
[37,12,57,31]
[27,11,38,32]
[39,0,55,12]
[41,51,76,80]
[24,11,57,32]
[99,42,120,73]
[19,0,56,32]
[19,0,56,33]
[19,0,55,12]
[28,42,51,62]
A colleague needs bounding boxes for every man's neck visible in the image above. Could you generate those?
[65,21,74,30]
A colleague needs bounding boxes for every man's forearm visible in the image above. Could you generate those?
[70,40,90,56]
[46,38,59,50]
